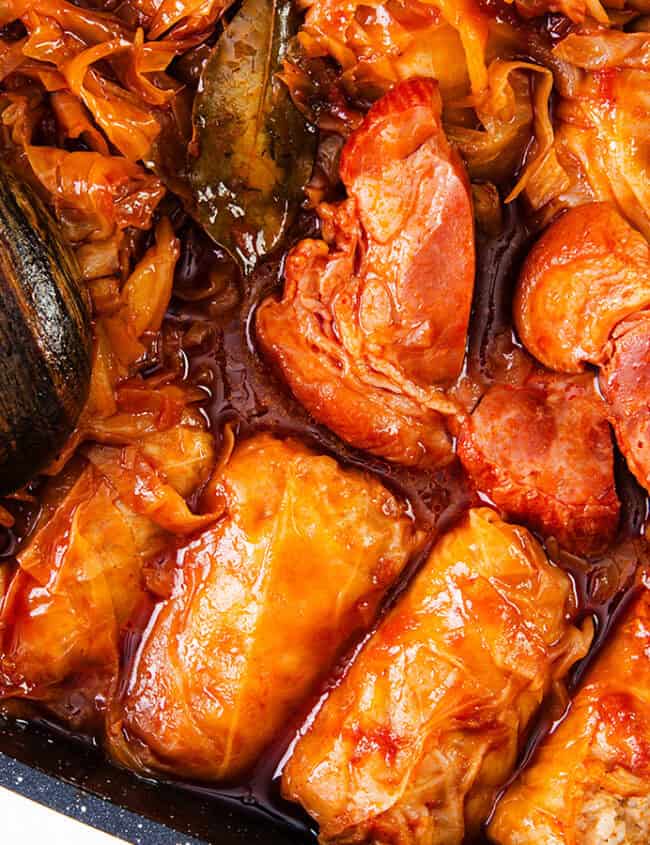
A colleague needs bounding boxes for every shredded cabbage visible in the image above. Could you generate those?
[294,0,556,189]
[522,26,650,238]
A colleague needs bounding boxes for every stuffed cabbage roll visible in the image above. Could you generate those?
[489,583,650,845]
[458,372,619,554]
[283,508,591,845]
[0,402,215,728]
[107,433,423,781]
[257,79,474,468]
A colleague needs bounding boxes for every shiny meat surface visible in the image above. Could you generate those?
[257,78,474,468]
[458,373,619,554]
[107,433,423,780]
[283,508,591,845]
[489,582,650,845]
[601,315,650,493]
[515,203,650,373]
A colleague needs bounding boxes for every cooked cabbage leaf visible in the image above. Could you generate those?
[490,582,650,845]
[284,508,592,845]
[107,433,423,780]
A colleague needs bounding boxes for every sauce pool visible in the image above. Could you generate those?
[0,193,647,845]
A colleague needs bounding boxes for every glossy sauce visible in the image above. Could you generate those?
[1,192,647,842]
[1,66,649,845]
[0,193,647,844]
[142,202,648,840]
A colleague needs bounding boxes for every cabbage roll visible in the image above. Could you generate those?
[0,412,215,727]
[107,433,423,781]
[489,583,650,845]
[283,508,591,845]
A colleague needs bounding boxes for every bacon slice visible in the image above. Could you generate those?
[257,78,474,468]
[0,409,215,729]
[515,203,650,373]
[458,373,619,555]
[601,314,650,492]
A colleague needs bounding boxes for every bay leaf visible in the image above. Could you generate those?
[190,0,316,272]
